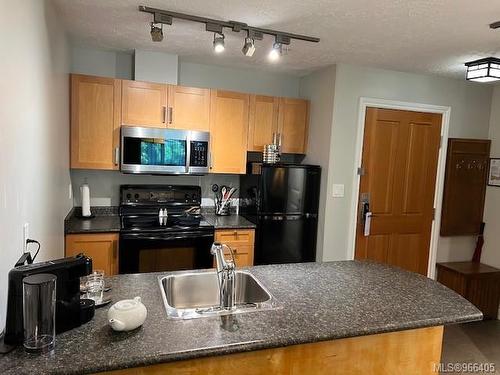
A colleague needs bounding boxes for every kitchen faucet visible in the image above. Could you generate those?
[211,242,236,310]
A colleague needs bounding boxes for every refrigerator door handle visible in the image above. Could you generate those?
[261,215,304,221]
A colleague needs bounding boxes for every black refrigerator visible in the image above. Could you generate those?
[240,164,321,264]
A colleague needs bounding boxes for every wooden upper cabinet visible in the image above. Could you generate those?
[278,98,309,154]
[247,95,279,152]
[209,90,249,174]
[121,80,167,127]
[70,74,120,170]
[167,85,210,131]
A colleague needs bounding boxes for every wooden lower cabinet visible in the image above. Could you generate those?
[102,326,443,375]
[437,261,500,319]
[65,233,119,276]
[214,229,255,267]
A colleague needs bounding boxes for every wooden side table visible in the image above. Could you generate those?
[436,262,500,319]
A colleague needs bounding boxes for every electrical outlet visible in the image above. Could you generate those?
[23,223,29,253]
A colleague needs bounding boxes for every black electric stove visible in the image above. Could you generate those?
[118,185,214,274]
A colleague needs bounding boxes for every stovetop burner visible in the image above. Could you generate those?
[121,213,212,232]
[119,185,213,234]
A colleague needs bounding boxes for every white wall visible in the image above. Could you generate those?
[482,85,500,268]
[0,0,72,328]
[323,63,493,264]
[299,66,336,260]
[135,50,178,84]
[178,61,300,97]
[71,47,133,79]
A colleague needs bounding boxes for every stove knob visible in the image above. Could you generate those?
[126,193,131,199]
[185,193,190,200]
[134,193,139,200]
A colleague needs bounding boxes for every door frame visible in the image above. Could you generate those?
[347,97,451,279]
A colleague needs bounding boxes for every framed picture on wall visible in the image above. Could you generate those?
[488,158,500,187]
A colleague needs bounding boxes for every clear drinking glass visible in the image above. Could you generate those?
[23,273,56,353]
[85,273,104,303]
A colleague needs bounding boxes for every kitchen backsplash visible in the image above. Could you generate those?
[70,170,240,207]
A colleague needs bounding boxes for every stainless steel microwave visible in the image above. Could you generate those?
[120,126,210,175]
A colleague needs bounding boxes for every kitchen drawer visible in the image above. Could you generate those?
[213,245,254,268]
[214,229,255,246]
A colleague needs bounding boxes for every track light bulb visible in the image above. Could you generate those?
[242,37,256,57]
[150,23,163,42]
[269,42,282,61]
[213,33,225,53]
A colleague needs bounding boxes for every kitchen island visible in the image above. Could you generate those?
[0,261,482,374]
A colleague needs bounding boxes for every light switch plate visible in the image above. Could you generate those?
[332,184,345,198]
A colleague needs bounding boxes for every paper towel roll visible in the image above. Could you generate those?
[81,183,91,217]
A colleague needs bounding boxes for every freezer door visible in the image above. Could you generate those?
[255,215,317,265]
[260,165,320,214]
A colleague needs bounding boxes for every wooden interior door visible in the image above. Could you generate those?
[277,98,309,154]
[247,95,279,151]
[209,90,249,174]
[167,85,210,131]
[70,74,120,170]
[354,108,442,275]
[121,80,167,127]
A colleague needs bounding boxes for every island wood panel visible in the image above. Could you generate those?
[121,80,167,127]
[65,233,119,275]
[101,326,443,375]
[167,85,211,131]
[71,74,121,170]
[209,90,249,174]
[248,95,279,152]
[277,97,309,154]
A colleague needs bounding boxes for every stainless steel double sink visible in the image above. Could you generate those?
[158,270,278,319]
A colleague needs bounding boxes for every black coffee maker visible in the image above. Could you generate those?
[1,254,94,352]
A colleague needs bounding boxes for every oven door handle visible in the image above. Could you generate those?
[120,232,214,241]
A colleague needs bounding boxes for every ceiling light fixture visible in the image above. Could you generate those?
[213,33,225,53]
[139,6,319,58]
[242,37,256,57]
[269,42,282,61]
[150,22,163,42]
[465,57,500,83]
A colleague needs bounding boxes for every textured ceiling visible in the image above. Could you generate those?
[53,0,500,77]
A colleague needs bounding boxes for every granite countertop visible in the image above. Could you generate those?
[64,207,255,234]
[0,261,482,375]
[202,213,256,229]
[64,207,120,234]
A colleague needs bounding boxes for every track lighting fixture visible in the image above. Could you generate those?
[269,42,282,61]
[213,33,225,53]
[139,6,320,60]
[242,37,256,57]
[150,22,163,42]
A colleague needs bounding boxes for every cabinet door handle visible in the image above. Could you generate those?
[278,133,282,148]
[168,107,173,124]
[114,147,120,166]
[272,132,277,145]
[162,106,167,124]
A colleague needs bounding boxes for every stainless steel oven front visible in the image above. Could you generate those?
[120,126,210,175]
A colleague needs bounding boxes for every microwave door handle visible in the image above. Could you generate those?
[186,134,191,174]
